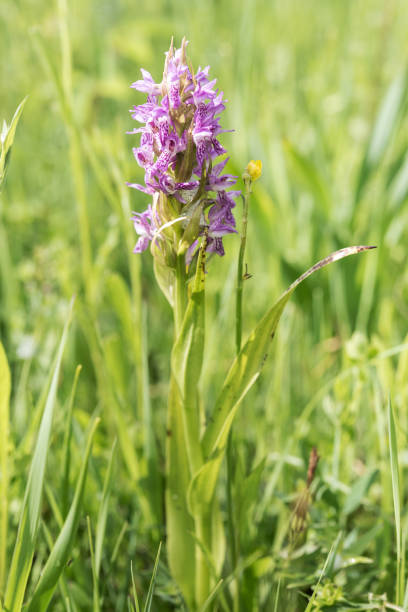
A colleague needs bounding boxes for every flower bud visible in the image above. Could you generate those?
[244,159,262,182]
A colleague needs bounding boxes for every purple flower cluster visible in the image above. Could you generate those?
[128,39,240,260]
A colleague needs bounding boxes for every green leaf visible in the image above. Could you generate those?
[171,240,206,475]
[61,365,82,517]
[208,496,225,577]
[153,257,175,307]
[198,579,224,612]
[189,246,375,514]
[105,274,134,341]
[0,97,27,190]
[273,580,281,612]
[237,458,266,534]
[27,416,100,612]
[342,469,378,516]
[105,273,161,526]
[3,298,74,611]
[389,150,408,212]
[95,439,117,576]
[165,377,196,609]
[143,542,161,612]
[0,342,11,591]
[355,70,408,203]
[130,561,140,612]
[86,516,99,612]
[167,241,211,606]
[388,397,403,605]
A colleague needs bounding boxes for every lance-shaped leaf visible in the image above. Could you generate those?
[166,240,208,608]
[166,378,196,609]
[171,238,207,475]
[3,298,74,611]
[0,97,27,190]
[188,246,375,514]
[27,417,100,612]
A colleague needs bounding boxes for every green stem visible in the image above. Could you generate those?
[228,175,252,612]
[235,178,251,354]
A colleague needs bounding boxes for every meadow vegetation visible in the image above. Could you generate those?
[1,0,408,609]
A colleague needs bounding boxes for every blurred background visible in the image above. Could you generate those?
[1,0,408,609]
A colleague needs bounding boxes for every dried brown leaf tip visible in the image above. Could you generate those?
[307,446,320,487]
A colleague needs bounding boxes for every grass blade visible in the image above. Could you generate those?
[273,579,281,612]
[86,516,100,612]
[3,298,74,611]
[95,439,117,576]
[61,365,82,517]
[27,416,100,612]
[0,342,11,591]
[111,521,128,564]
[198,579,224,612]
[143,542,161,612]
[0,97,27,190]
[130,561,140,612]
[388,397,403,605]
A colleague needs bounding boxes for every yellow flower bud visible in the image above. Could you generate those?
[245,159,262,182]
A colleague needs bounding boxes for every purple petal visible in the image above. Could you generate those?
[133,236,150,253]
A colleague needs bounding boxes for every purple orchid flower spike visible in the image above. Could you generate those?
[127,38,241,267]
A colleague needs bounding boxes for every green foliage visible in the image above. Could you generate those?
[26,417,99,612]
[0,342,11,591]
[3,300,74,611]
[387,399,403,607]
[0,98,26,191]
[1,0,408,610]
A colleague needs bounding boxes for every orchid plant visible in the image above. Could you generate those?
[128,39,374,610]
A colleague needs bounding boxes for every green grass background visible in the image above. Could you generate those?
[1,0,408,609]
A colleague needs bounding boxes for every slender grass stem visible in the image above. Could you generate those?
[228,173,252,612]
[235,177,251,355]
